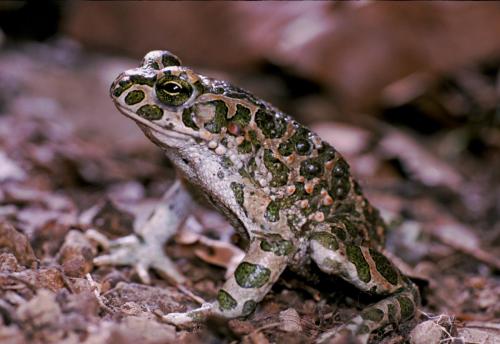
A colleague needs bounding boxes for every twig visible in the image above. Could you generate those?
[85,273,114,314]
[176,284,205,305]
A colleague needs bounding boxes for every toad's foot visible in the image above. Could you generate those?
[93,234,186,284]
[93,180,195,285]
[163,303,215,325]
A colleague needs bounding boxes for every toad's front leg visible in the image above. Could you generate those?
[93,179,195,284]
[163,236,291,324]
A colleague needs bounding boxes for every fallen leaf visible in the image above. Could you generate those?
[0,151,26,182]
[378,130,462,190]
[57,230,96,278]
[175,231,245,277]
[279,308,302,332]
[16,289,61,327]
[0,221,37,268]
[459,322,500,344]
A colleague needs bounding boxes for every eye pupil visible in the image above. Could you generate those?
[164,82,182,94]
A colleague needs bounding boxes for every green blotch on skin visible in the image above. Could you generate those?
[397,296,415,320]
[246,157,257,180]
[288,127,313,155]
[254,109,287,139]
[387,303,397,323]
[221,156,233,168]
[225,91,246,99]
[328,159,351,200]
[193,80,205,95]
[344,220,359,239]
[334,201,355,214]
[137,105,163,120]
[248,130,260,151]
[149,61,160,70]
[113,79,133,97]
[346,245,371,283]
[333,159,349,177]
[369,249,399,285]
[212,86,225,94]
[330,175,351,200]
[238,166,252,181]
[187,310,205,321]
[331,226,346,241]
[313,180,328,194]
[265,200,280,222]
[280,182,306,208]
[247,157,257,177]
[230,182,245,207]
[182,108,199,130]
[231,104,251,127]
[242,300,257,316]
[235,262,271,288]
[362,308,384,322]
[263,150,289,187]
[353,181,363,195]
[125,90,145,105]
[260,235,294,256]
[217,289,237,311]
[204,100,228,133]
[286,216,301,235]
[278,141,294,156]
[300,158,324,180]
[411,285,421,306]
[311,231,338,251]
[363,203,377,223]
[130,74,156,87]
[294,138,312,155]
[248,130,258,142]
[318,145,336,162]
[161,53,181,67]
[364,207,386,245]
[238,140,252,154]
[356,324,370,335]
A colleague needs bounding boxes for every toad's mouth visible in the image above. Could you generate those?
[115,103,198,142]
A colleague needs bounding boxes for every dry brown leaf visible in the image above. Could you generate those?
[16,289,61,328]
[428,221,500,270]
[279,308,302,333]
[459,322,500,344]
[409,320,444,344]
[378,130,462,190]
[243,331,270,344]
[120,316,177,343]
[176,231,245,277]
[0,222,37,268]
[0,151,26,182]
[57,230,96,278]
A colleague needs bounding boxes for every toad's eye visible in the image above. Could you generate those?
[155,76,193,106]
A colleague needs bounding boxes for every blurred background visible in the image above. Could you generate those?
[0,2,499,343]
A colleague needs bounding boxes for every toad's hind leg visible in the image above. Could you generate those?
[163,236,291,325]
[309,232,419,343]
